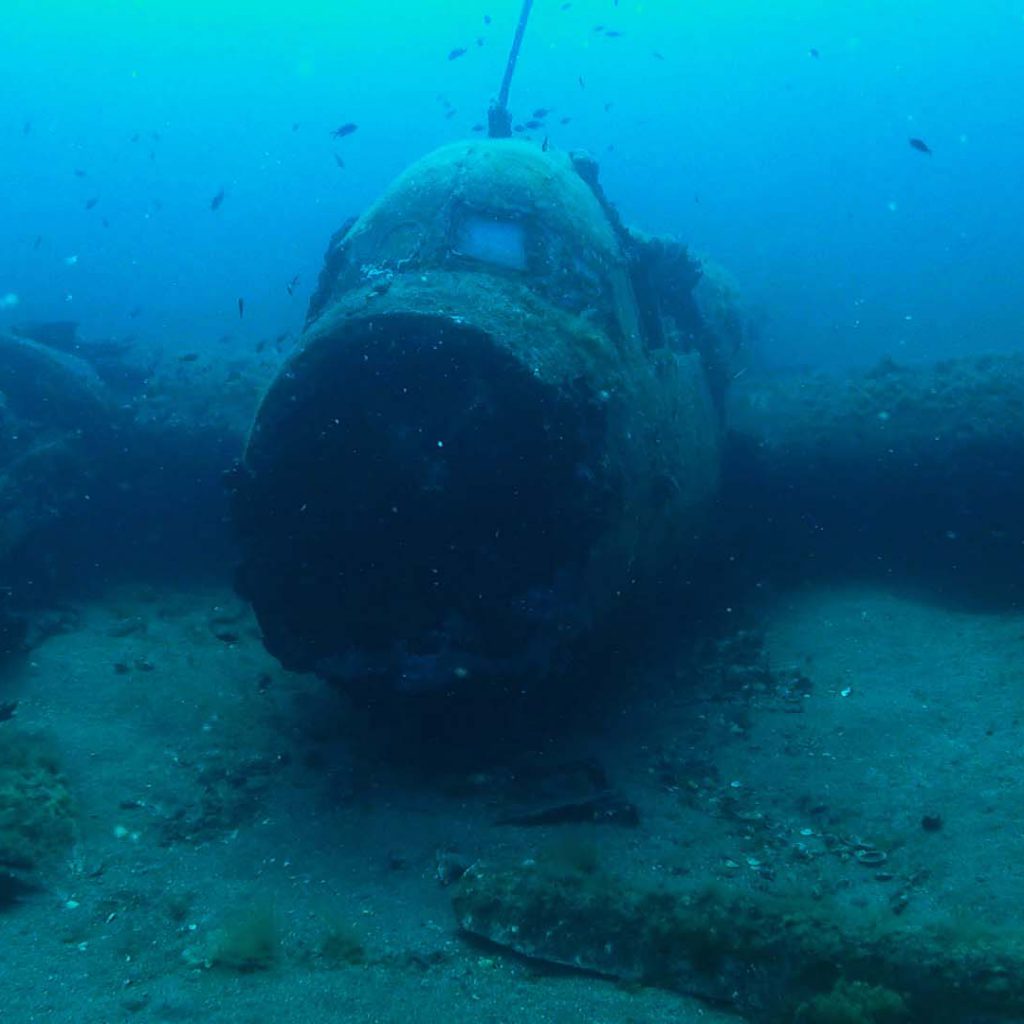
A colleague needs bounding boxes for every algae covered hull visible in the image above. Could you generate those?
[724,354,1024,597]
[453,861,1024,1023]
[232,140,721,692]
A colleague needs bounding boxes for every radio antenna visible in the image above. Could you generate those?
[488,0,535,138]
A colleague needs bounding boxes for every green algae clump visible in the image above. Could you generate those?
[316,917,367,967]
[796,979,908,1024]
[206,902,278,971]
[0,730,74,872]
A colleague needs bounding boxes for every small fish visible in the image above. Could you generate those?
[483,13,491,24]
[179,352,199,362]
[560,1,571,8]
[334,153,346,169]
[291,122,301,132]
[128,305,143,318]
[445,109,457,120]
[525,119,543,130]
[74,168,87,178]
[559,116,572,125]
[513,123,525,133]
[652,50,665,60]
[541,136,549,152]
[33,235,43,250]
[448,47,467,61]
[476,36,485,47]
[593,25,604,33]
[22,121,31,136]
[809,48,820,58]
[0,700,17,723]
[210,188,225,211]
[578,75,585,89]
[532,107,551,119]
[330,122,358,139]
[237,297,245,319]
[604,101,615,112]
[130,132,140,143]
[471,123,485,133]
[84,197,99,210]
[909,137,932,155]
[604,29,624,37]
[286,274,300,296]
[63,254,78,266]
[101,217,110,228]
[495,792,639,827]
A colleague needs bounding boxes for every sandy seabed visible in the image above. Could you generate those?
[2,578,1021,1024]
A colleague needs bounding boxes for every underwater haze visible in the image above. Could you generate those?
[3,0,1023,368]
[7,4,1024,1024]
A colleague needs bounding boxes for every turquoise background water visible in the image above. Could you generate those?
[3,0,1022,367]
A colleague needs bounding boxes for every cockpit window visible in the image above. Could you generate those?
[453,214,527,271]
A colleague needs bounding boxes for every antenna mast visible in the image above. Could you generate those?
[488,0,535,138]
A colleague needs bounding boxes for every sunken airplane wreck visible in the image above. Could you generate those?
[228,136,1024,695]
[4,144,1022,697]
[230,138,731,693]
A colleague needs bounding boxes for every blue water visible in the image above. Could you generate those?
[3,0,1021,369]
[5,9,1024,1021]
